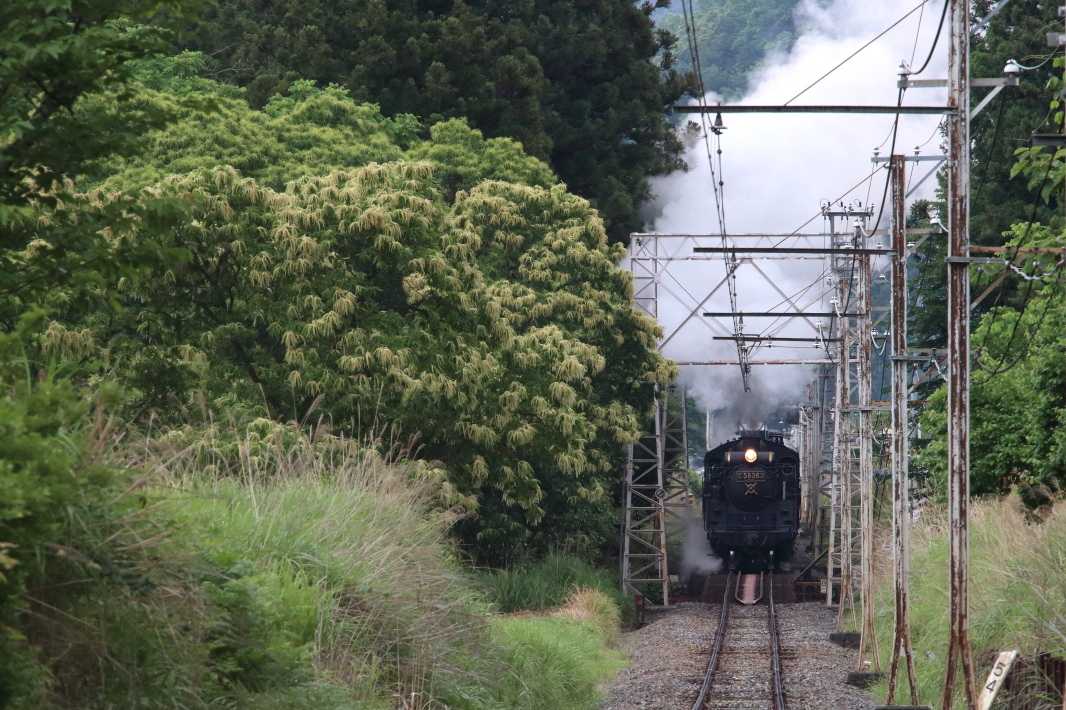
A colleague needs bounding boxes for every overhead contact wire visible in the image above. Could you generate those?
[680,0,748,388]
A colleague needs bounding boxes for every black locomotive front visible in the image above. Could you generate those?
[702,430,800,569]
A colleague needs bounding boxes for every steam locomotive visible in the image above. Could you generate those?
[702,430,801,570]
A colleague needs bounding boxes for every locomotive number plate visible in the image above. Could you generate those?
[736,470,765,481]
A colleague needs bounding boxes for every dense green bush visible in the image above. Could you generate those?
[0,320,128,706]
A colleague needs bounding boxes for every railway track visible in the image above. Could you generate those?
[691,571,787,710]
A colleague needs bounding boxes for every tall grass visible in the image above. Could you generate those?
[10,415,630,709]
[475,553,630,619]
[872,497,1066,708]
[138,420,499,707]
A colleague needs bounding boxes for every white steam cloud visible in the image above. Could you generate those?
[680,507,722,578]
[642,0,948,445]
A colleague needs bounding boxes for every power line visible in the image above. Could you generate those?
[776,166,885,246]
[971,87,1007,208]
[907,0,948,76]
[1008,48,1060,72]
[785,0,931,105]
[971,159,1057,380]
[907,0,928,70]
[868,88,905,237]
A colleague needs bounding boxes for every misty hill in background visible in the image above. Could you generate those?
[657,0,802,100]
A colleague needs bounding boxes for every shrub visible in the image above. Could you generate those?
[475,553,630,618]
[493,599,624,710]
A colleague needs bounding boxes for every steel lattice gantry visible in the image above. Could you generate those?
[621,387,689,603]
[621,229,887,606]
[622,235,691,603]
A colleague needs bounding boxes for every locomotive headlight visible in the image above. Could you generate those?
[744,449,758,463]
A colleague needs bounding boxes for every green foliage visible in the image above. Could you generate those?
[910,6,1065,350]
[170,0,692,241]
[1010,57,1066,210]
[6,419,627,709]
[0,2,209,316]
[0,321,124,706]
[493,616,621,710]
[872,500,1066,707]
[92,72,405,192]
[0,0,203,220]
[913,55,1066,492]
[686,398,707,463]
[55,75,676,559]
[475,553,629,617]
[905,200,949,356]
[658,0,801,100]
[915,222,1066,496]
[156,434,487,708]
[970,2,1064,248]
[1,3,648,706]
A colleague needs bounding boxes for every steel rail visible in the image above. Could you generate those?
[769,573,786,710]
[692,572,788,710]
[691,571,734,710]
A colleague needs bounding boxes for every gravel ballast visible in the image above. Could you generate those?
[599,600,879,710]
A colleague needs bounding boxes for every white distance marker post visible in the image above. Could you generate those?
[976,650,1018,710]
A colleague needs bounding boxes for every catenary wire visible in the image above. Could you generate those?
[785,0,930,105]
[679,0,749,386]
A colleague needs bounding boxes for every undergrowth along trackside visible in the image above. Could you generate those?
[4,413,628,709]
[871,498,1066,708]
[475,552,632,620]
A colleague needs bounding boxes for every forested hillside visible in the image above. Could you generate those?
[168,0,694,242]
[656,0,801,99]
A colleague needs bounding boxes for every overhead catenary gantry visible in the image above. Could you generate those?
[621,3,1005,706]
[621,223,881,610]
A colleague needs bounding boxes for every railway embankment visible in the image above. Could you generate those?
[4,417,628,710]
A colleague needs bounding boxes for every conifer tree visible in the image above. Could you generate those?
[170,0,692,242]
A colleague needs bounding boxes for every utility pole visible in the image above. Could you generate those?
[886,154,920,705]
[857,219,878,670]
[944,0,976,705]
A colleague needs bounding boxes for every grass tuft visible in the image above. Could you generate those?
[9,416,631,709]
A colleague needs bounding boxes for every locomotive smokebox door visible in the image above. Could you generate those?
[726,465,775,512]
